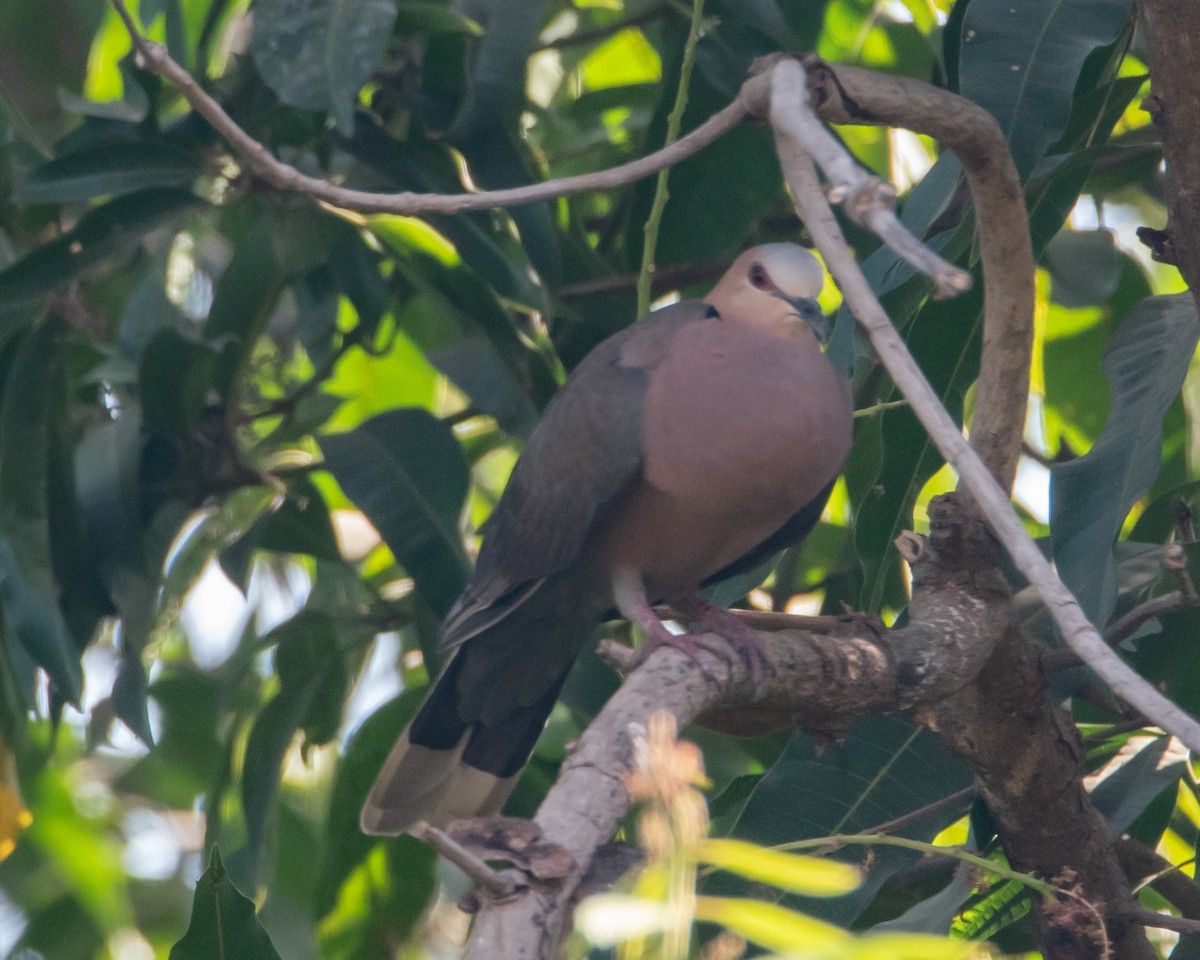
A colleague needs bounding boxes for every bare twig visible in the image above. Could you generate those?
[767,57,1200,755]
[108,0,754,216]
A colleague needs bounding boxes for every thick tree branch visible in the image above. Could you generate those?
[463,497,1010,960]
[1137,1,1200,297]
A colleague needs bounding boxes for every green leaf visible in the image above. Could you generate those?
[256,478,342,562]
[958,0,1134,179]
[20,141,202,203]
[694,896,850,953]
[1051,294,1200,626]
[0,187,201,312]
[719,716,973,926]
[697,838,861,897]
[447,0,548,143]
[315,688,429,915]
[118,250,189,360]
[169,847,282,960]
[251,0,399,135]
[204,216,285,398]
[394,2,481,35]
[1044,228,1122,307]
[241,611,347,870]
[139,329,218,436]
[320,409,469,615]
[0,322,81,701]
[1090,735,1186,838]
[116,670,224,806]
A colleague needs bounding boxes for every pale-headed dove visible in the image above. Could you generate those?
[360,243,853,835]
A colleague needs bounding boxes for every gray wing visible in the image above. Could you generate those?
[442,299,713,646]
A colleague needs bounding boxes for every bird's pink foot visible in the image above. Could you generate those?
[622,598,737,686]
[624,596,765,696]
[673,596,766,695]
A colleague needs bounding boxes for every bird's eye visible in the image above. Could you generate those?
[748,262,773,290]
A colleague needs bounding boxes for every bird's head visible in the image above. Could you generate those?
[705,243,830,343]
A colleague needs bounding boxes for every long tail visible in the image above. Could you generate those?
[359,650,571,835]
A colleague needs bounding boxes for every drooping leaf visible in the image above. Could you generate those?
[203,216,285,398]
[320,409,469,616]
[240,611,347,873]
[0,322,81,701]
[1089,735,1187,839]
[1051,294,1200,626]
[169,847,283,960]
[139,329,218,437]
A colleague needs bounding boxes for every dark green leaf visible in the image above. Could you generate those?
[320,409,469,615]
[0,322,81,700]
[1051,294,1200,625]
[139,329,218,436]
[315,687,428,915]
[20,141,201,203]
[204,216,284,398]
[1090,736,1186,839]
[448,0,548,142]
[257,478,342,562]
[958,0,1134,179]
[169,847,283,960]
[241,611,346,869]
[0,187,201,312]
[394,2,481,35]
[1044,228,1121,307]
[251,0,399,135]
[718,716,973,926]
[118,251,189,360]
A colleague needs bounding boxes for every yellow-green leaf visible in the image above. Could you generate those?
[697,838,861,897]
[694,896,850,954]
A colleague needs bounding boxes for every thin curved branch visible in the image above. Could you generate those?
[108,0,753,215]
[799,56,1034,494]
[766,57,1200,756]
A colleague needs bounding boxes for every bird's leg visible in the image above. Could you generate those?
[673,595,766,696]
[612,570,757,690]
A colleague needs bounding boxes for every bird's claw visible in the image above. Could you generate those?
[636,599,766,698]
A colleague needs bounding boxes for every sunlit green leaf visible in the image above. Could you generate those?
[697,838,861,896]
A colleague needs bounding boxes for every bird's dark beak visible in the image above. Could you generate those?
[779,294,830,343]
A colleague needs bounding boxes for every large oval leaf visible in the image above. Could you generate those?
[320,409,469,615]
[957,0,1133,179]
[1051,294,1200,626]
